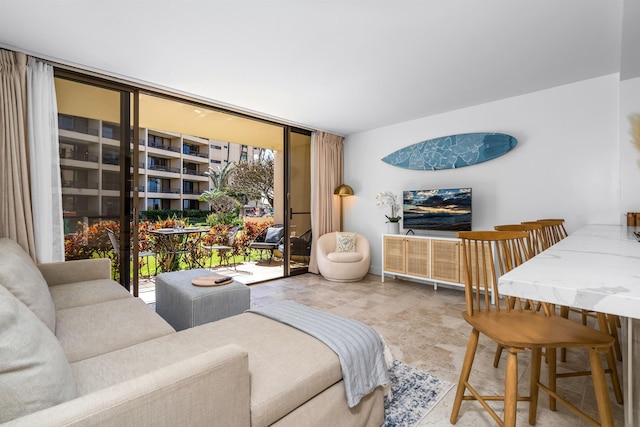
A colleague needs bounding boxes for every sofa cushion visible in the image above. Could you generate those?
[69,313,342,426]
[327,251,363,263]
[0,285,77,423]
[0,238,56,332]
[56,297,175,363]
[335,232,356,252]
[49,279,131,310]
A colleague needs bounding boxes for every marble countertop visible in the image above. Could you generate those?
[498,224,640,319]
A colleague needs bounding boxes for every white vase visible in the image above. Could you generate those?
[387,222,400,234]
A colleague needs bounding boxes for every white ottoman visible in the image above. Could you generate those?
[155,269,250,331]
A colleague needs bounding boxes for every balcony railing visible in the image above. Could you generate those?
[102,182,120,191]
[182,188,201,195]
[62,181,99,189]
[147,187,181,194]
[59,125,99,136]
[60,152,100,163]
[103,156,119,165]
[183,150,209,159]
[182,168,207,176]
[148,141,180,153]
[148,164,181,173]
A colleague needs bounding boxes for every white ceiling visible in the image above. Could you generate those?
[0,0,626,136]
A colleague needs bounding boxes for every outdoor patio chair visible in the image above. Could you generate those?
[278,229,312,262]
[203,226,239,270]
[105,228,157,277]
[249,224,284,263]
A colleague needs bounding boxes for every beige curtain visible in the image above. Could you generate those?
[0,50,36,258]
[308,131,343,274]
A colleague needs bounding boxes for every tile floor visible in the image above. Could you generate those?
[248,273,625,427]
[139,270,625,426]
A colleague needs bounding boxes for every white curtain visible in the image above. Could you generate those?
[27,57,64,262]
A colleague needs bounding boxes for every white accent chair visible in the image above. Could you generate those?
[316,232,370,282]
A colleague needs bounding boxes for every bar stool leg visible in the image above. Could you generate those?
[529,347,543,425]
[450,329,479,424]
[504,348,521,427]
[590,348,614,427]
[596,313,623,404]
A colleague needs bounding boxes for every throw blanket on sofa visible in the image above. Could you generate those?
[249,300,389,408]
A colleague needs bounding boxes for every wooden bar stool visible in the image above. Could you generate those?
[495,223,548,256]
[450,231,618,427]
[492,223,548,367]
[521,219,567,247]
[537,218,568,239]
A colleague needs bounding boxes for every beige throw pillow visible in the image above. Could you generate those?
[0,285,77,423]
[0,238,56,332]
[335,232,356,252]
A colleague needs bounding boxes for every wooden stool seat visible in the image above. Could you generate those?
[466,311,614,350]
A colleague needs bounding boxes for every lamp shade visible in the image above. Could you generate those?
[334,184,354,197]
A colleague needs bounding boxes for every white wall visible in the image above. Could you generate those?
[343,74,621,276]
[620,76,640,215]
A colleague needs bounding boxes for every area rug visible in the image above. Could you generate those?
[383,360,454,427]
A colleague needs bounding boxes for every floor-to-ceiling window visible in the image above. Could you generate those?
[54,69,312,295]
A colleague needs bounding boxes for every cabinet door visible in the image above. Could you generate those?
[431,240,460,283]
[405,238,430,278]
[383,235,406,274]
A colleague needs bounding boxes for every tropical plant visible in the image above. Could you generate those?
[228,158,274,207]
[206,211,243,227]
[64,219,116,261]
[200,162,243,216]
[237,220,272,260]
[204,162,234,192]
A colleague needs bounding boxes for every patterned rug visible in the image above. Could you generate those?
[383,360,454,427]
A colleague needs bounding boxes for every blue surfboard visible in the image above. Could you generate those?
[381,132,517,170]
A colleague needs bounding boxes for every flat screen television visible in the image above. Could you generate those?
[402,188,472,231]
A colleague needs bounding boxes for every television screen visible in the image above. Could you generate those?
[402,188,472,231]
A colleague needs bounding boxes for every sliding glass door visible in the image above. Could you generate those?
[55,74,139,292]
[285,128,312,275]
[54,68,312,293]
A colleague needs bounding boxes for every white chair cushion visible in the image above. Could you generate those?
[335,232,356,252]
[327,251,363,263]
[0,285,77,423]
[0,238,56,332]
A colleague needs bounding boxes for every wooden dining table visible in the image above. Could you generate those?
[498,224,640,426]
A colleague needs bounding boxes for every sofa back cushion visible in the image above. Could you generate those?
[0,285,77,423]
[0,238,56,332]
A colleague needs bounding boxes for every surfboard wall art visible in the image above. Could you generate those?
[381,132,517,170]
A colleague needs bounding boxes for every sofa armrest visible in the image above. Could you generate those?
[4,344,250,427]
[38,258,112,286]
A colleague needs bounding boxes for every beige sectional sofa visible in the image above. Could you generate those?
[0,238,384,426]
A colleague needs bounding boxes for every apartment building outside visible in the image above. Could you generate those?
[58,113,268,222]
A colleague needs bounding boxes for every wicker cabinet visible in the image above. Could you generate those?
[382,235,407,274]
[383,235,431,278]
[430,239,460,283]
[382,234,462,290]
